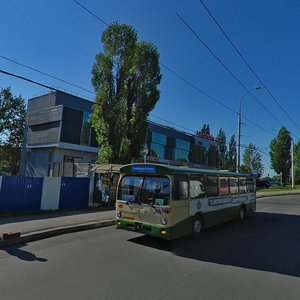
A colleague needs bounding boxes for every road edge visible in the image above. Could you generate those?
[0,219,116,249]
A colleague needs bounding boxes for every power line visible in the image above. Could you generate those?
[160,62,236,114]
[176,12,284,128]
[160,62,275,135]
[0,54,96,95]
[198,0,300,132]
[72,0,109,26]
[0,69,60,92]
[149,114,195,134]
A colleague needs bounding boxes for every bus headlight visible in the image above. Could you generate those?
[117,211,122,218]
[161,217,167,226]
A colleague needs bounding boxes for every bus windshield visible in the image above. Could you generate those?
[118,176,170,206]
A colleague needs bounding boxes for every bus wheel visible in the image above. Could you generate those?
[192,215,203,237]
[239,205,246,220]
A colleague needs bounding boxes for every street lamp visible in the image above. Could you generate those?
[236,86,261,173]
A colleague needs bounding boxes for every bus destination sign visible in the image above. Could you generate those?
[131,165,157,173]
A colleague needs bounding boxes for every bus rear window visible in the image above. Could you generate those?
[118,176,170,206]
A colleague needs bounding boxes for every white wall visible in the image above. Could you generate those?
[40,177,61,210]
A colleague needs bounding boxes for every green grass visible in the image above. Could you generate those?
[258,185,300,192]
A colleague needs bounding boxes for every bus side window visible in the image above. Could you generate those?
[206,175,218,197]
[219,177,229,195]
[172,175,189,200]
[230,177,238,194]
[190,175,205,199]
[239,177,247,193]
[247,178,254,192]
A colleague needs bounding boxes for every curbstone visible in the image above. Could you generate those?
[0,219,116,249]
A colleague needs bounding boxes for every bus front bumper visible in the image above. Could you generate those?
[116,219,173,240]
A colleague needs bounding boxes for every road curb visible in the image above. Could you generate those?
[0,219,116,249]
[256,191,300,199]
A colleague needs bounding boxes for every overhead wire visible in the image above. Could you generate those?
[72,0,109,26]
[160,62,275,135]
[0,54,96,96]
[176,12,284,128]
[0,69,60,92]
[198,0,300,132]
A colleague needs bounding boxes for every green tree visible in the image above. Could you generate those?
[200,124,210,135]
[216,128,227,169]
[91,22,161,163]
[270,127,292,184]
[293,141,300,184]
[0,88,26,175]
[188,144,206,165]
[225,135,236,172]
[240,143,264,176]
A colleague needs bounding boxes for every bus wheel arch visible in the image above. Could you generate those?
[239,204,246,220]
[192,213,204,237]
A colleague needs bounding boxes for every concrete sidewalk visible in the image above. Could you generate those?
[1,190,300,248]
[0,209,116,248]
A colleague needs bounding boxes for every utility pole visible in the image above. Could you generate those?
[291,139,295,188]
[236,86,261,172]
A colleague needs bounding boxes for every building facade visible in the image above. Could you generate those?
[21,91,98,177]
[21,92,217,177]
[146,122,217,168]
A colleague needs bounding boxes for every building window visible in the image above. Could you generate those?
[150,132,167,158]
[152,132,167,145]
[150,143,166,158]
[174,139,190,161]
[176,139,190,151]
[81,112,91,146]
[174,149,189,161]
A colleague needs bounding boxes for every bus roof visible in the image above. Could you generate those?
[120,163,254,177]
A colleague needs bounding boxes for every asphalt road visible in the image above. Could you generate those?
[1,195,300,300]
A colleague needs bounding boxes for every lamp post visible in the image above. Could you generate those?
[143,143,148,163]
[236,86,261,173]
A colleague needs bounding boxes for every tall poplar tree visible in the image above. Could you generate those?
[270,127,291,184]
[225,135,237,172]
[91,22,161,163]
[240,143,264,175]
[294,141,300,184]
[200,124,210,135]
[216,128,227,169]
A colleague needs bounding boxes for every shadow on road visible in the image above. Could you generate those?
[129,212,300,277]
[3,243,48,262]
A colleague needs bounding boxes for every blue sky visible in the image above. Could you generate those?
[1,0,300,177]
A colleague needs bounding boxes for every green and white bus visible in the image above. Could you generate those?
[116,163,256,240]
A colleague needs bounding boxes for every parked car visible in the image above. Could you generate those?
[256,179,270,189]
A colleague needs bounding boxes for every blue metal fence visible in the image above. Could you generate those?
[0,176,91,212]
[59,177,90,210]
